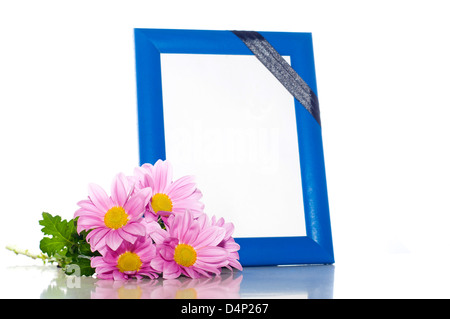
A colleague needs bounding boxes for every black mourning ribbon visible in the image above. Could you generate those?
[231,30,321,126]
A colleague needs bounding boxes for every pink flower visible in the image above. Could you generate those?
[134,160,204,222]
[150,210,229,279]
[75,173,151,251]
[199,215,243,272]
[91,237,159,280]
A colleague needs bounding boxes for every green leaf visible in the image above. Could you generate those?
[39,237,69,256]
[78,238,94,257]
[66,257,96,277]
[39,213,76,248]
[39,213,77,256]
[38,212,97,276]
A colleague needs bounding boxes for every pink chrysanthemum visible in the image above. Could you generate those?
[134,160,204,222]
[91,237,159,280]
[75,173,151,252]
[198,214,243,272]
[150,210,229,279]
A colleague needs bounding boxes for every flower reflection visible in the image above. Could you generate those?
[149,272,242,299]
[40,264,334,299]
[91,279,159,299]
[91,270,242,299]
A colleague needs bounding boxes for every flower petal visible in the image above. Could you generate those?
[196,246,228,263]
[76,215,104,230]
[74,208,102,219]
[193,226,225,248]
[162,262,181,279]
[159,243,176,261]
[180,217,200,244]
[113,270,127,281]
[150,256,165,272]
[88,183,112,212]
[166,175,197,200]
[145,221,168,245]
[117,228,137,245]
[182,266,202,279]
[76,199,104,215]
[111,173,128,207]
[227,257,243,271]
[124,188,151,217]
[153,159,173,194]
[172,199,205,216]
[122,222,146,237]
[105,230,123,251]
[87,227,110,250]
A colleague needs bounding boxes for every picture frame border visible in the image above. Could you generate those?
[134,28,334,266]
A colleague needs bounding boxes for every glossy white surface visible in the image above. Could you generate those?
[2,250,450,299]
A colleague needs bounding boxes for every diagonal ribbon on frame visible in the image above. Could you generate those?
[232,30,321,126]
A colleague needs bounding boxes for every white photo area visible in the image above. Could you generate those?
[161,53,307,238]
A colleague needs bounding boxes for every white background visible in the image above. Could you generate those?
[1,0,450,297]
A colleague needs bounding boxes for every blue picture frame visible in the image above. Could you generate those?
[134,28,334,266]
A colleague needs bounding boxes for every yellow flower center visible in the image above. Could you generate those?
[174,244,197,267]
[117,251,142,273]
[151,193,173,214]
[104,206,129,229]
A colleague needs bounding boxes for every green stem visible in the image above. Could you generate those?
[157,216,166,230]
[5,245,55,263]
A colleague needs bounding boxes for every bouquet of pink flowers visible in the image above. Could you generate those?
[76,160,242,280]
[9,160,241,280]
